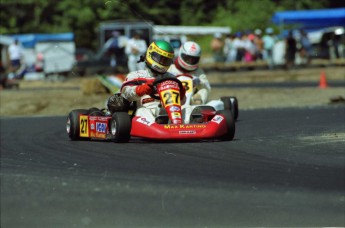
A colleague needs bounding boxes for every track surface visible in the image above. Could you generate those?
[1,106,344,227]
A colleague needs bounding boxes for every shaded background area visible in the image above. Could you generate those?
[1,0,345,51]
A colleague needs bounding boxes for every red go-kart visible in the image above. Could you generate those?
[66,76,235,142]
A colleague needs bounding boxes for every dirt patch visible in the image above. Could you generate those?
[0,67,344,117]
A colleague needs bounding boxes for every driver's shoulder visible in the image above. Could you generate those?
[192,67,205,76]
[126,69,150,79]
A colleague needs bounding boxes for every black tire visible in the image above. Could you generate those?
[216,109,235,141]
[230,96,239,120]
[110,112,131,143]
[221,96,239,120]
[66,109,89,140]
[88,107,103,116]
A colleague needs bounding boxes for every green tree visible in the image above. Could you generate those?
[180,0,227,25]
[275,0,330,11]
[210,0,276,32]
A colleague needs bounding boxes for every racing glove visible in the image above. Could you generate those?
[135,83,152,96]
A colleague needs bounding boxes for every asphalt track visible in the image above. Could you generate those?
[1,106,344,227]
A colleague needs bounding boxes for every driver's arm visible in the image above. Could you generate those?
[121,73,154,101]
[121,84,140,101]
[193,69,211,104]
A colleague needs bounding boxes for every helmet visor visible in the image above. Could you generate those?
[151,52,173,66]
[181,53,200,65]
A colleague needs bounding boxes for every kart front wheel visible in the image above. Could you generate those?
[217,109,235,141]
[221,96,239,120]
[110,112,131,143]
[66,109,89,140]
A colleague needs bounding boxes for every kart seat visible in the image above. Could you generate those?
[155,107,187,124]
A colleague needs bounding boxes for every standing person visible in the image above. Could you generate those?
[262,28,276,69]
[210,33,224,63]
[244,34,257,63]
[232,32,245,62]
[107,40,183,122]
[299,29,313,65]
[125,30,147,72]
[168,41,211,105]
[254,29,264,60]
[103,31,127,69]
[8,39,23,75]
[285,30,297,70]
[223,33,237,63]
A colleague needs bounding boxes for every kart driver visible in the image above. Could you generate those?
[168,41,211,105]
[107,40,184,122]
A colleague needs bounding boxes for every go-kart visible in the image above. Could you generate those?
[66,76,235,142]
[176,74,239,120]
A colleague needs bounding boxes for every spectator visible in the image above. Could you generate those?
[34,53,44,72]
[8,39,23,73]
[233,32,245,62]
[299,29,313,65]
[125,30,147,72]
[262,27,276,69]
[285,30,297,70]
[254,29,264,60]
[244,34,257,62]
[103,31,127,69]
[210,33,224,63]
[223,33,236,63]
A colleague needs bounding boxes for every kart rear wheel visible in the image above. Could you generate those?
[66,109,89,140]
[221,96,239,120]
[216,109,235,141]
[110,112,131,143]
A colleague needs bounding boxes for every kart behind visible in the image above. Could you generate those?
[66,76,236,142]
[176,74,239,121]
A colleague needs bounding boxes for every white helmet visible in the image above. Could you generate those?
[177,41,201,71]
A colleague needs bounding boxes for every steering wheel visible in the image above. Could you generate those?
[149,76,183,100]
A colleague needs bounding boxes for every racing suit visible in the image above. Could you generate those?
[168,59,211,104]
[120,67,177,122]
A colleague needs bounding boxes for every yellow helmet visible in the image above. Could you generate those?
[145,40,174,74]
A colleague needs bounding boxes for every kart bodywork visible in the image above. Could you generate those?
[66,76,235,142]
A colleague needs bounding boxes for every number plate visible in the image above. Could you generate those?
[79,115,89,137]
[161,90,180,106]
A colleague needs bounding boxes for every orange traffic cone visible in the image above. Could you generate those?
[318,71,328,89]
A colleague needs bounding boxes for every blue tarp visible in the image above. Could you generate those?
[272,8,345,30]
[9,33,74,48]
